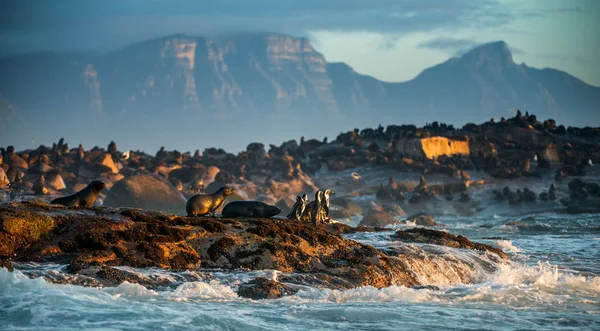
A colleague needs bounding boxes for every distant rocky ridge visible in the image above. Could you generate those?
[1,34,598,152]
[1,112,599,219]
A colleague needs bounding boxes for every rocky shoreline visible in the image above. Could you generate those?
[0,201,507,299]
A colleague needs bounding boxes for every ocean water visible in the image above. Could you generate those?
[1,212,600,330]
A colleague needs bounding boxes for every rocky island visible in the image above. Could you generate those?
[1,113,599,299]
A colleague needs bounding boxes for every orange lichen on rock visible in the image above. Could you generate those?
[396,137,470,159]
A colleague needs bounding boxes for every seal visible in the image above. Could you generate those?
[50,180,105,207]
[222,201,281,218]
[186,186,235,216]
[287,194,308,220]
[32,174,50,195]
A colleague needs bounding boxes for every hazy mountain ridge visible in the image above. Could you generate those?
[0,35,598,152]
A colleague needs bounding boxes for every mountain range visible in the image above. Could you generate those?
[1,33,598,153]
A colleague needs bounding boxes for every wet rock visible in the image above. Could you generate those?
[459,192,471,202]
[237,277,298,300]
[329,197,362,219]
[0,259,13,271]
[103,174,186,214]
[565,199,600,214]
[0,204,56,258]
[406,214,438,226]
[522,188,536,202]
[358,210,397,227]
[0,201,420,289]
[394,228,508,259]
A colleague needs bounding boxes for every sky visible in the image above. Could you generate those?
[1,0,598,86]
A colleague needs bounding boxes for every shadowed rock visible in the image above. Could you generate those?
[104,174,186,214]
[237,277,298,300]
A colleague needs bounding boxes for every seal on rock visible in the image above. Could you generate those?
[186,186,235,216]
[50,180,105,207]
[222,201,281,218]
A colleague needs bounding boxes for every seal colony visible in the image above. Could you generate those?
[2,112,600,221]
[47,180,336,224]
[184,186,336,224]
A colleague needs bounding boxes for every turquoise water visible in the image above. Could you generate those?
[1,212,600,330]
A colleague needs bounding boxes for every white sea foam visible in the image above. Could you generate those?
[283,285,434,304]
[169,280,238,301]
[493,240,522,253]
[451,261,600,311]
[104,281,158,299]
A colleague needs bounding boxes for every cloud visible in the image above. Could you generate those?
[537,54,586,64]
[417,37,528,57]
[378,36,402,51]
[0,0,515,54]
[417,37,480,52]
[508,46,526,55]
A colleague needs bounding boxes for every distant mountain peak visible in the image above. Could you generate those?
[461,40,514,68]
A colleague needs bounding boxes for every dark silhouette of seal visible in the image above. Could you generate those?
[50,180,105,207]
[287,194,308,220]
[222,201,281,218]
[186,186,235,216]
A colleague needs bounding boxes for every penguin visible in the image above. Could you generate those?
[302,191,324,224]
[320,189,335,221]
[287,194,308,221]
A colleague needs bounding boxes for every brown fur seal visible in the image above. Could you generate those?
[186,186,234,216]
[222,201,281,218]
[50,180,105,207]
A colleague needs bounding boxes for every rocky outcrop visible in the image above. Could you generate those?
[358,210,397,227]
[395,137,470,160]
[1,111,599,220]
[394,228,508,259]
[103,174,187,214]
[237,277,298,300]
[0,201,508,291]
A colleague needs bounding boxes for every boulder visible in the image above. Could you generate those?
[358,210,397,227]
[92,154,119,174]
[237,277,297,300]
[103,174,186,214]
[7,154,28,170]
[46,173,66,191]
[329,197,362,219]
[169,166,206,184]
[406,214,438,226]
[395,228,508,259]
[0,168,8,189]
